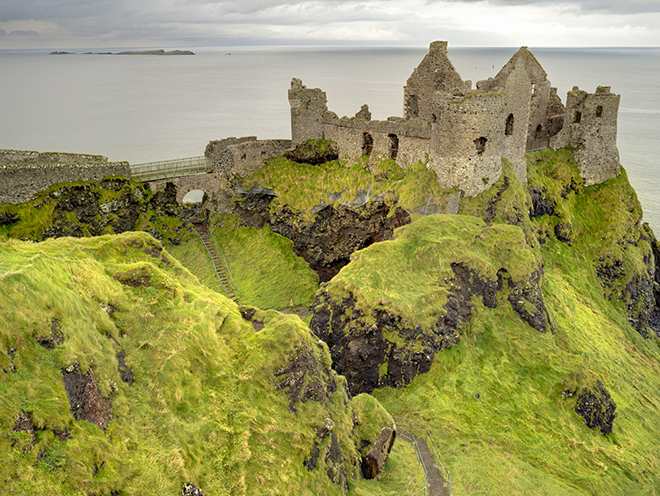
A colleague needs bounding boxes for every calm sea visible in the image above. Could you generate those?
[1,46,658,234]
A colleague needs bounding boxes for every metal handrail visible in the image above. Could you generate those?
[130,156,212,182]
[392,416,452,496]
[193,226,236,300]
[209,231,243,297]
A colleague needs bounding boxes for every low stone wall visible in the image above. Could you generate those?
[0,149,108,165]
[0,162,131,204]
[206,137,292,178]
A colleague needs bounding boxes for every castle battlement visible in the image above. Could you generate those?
[289,41,621,196]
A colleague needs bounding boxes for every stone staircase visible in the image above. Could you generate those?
[193,223,237,302]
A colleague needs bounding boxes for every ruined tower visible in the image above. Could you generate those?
[551,86,621,185]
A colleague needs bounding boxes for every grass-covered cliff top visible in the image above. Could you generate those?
[326,213,542,329]
[316,146,660,494]
[239,156,460,223]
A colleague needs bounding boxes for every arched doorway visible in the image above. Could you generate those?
[388,134,399,159]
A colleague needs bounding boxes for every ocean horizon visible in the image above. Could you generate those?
[1,45,658,233]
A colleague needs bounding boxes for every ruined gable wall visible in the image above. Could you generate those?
[551,86,620,185]
[500,57,532,186]
[428,92,506,197]
[403,41,466,121]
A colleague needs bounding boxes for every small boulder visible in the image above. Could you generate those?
[361,426,396,479]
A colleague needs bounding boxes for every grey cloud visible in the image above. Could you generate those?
[423,0,660,15]
[9,29,40,36]
[0,29,6,36]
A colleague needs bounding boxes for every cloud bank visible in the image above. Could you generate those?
[0,0,658,47]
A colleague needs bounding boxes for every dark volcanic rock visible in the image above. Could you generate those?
[182,483,205,496]
[274,344,337,412]
[311,263,552,395]
[235,197,410,282]
[285,140,339,165]
[554,222,573,245]
[13,411,35,453]
[0,211,19,226]
[62,363,112,431]
[38,317,65,350]
[528,186,556,218]
[116,348,134,385]
[325,431,349,493]
[574,381,616,435]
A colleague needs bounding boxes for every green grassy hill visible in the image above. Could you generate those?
[1,145,659,495]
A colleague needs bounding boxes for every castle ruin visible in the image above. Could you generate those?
[289,41,620,196]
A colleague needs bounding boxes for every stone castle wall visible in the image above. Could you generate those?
[551,86,621,185]
[0,149,108,165]
[206,136,292,178]
[429,92,507,196]
[0,161,130,204]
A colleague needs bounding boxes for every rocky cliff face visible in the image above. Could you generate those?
[235,193,410,282]
[310,214,550,395]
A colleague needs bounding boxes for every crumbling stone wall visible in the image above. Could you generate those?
[551,86,621,185]
[0,149,108,165]
[205,136,292,178]
[493,47,566,152]
[0,161,130,204]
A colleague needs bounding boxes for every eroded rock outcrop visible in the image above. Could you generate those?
[310,214,551,394]
[62,363,112,431]
[236,195,410,281]
[574,381,617,435]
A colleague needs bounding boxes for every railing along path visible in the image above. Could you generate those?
[392,416,452,496]
[131,156,212,182]
[193,223,242,302]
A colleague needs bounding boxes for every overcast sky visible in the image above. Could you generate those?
[1,0,659,49]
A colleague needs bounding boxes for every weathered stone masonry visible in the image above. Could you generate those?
[289,41,621,196]
[0,151,130,204]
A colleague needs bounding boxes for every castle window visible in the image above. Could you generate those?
[407,94,419,118]
[505,114,514,136]
[388,134,399,159]
[535,124,543,140]
[474,137,487,155]
[596,106,603,117]
[362,132,374,156]
[431,113,437,123]
[574,111,582,123]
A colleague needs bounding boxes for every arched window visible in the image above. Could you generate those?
[535,124,543,140]
[362,132,374,156]
[388,134,399,159]
[574,111,582,123]
[505,114,514,136]
[596,106,603,118]
[474,137,487,155]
